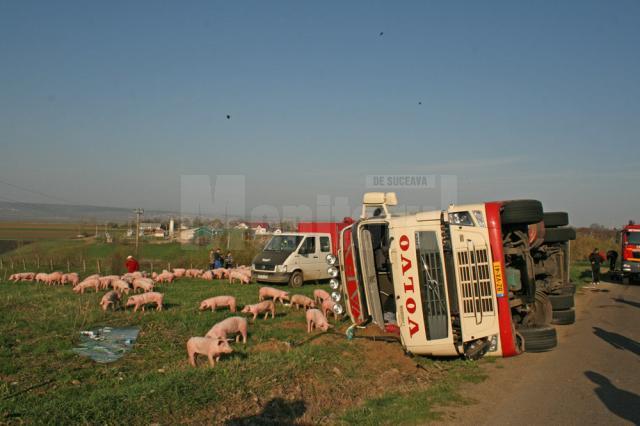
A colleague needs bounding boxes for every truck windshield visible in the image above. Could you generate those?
[264,235,303,252]
[626,232,640,245]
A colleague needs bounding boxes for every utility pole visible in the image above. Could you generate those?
[133,208,144,254]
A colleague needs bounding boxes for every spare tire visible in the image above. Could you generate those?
[543,212,569,228]
[548,293,574,310]
[544,227,576,243]
[517,325,558,352]
[552,308,576,325]
[501,200,544,225]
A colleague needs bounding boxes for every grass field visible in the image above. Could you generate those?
[0,277,485,425]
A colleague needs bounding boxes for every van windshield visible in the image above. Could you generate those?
[264,235,303,252]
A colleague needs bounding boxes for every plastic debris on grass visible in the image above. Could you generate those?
[73,326,140,363]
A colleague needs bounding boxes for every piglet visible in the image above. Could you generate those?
[205,316,248,344]
[73,278,100,294]
[201,270,214,281]
[172,268,186,278]
[313,289,331,304]
[186,337,233,367]
[111,279,131,294]
[100,290,121,311]
[290,294,316,310]
[125,291,163,312]
[229,271,250,284]
[306,309,332,333]
[45,272,63,286]
[258,287,290,304]
[321,299,340,321]
[132,278,154,293]
[241,301,276,321]
[62,272,80,286]
[199,295,237,312]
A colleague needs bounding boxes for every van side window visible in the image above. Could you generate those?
[303,237,316,253]
[320,236,330,252]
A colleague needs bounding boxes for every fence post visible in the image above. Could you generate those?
[22,258,26,271]
[150,261,154,273]
[168,262,171,272]
[67,259,70,272]
[83,258,86,273]
[49,259,53,271]
[0,258,3,270]
[97,259,101,274]
[10,258,14,270]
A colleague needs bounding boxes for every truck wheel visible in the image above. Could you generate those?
[552,308,576,325]
[548,293,574,310]
[501,200,544,225]
[543,227,576,243]
[543,212,569,228]
[531,290,553,326]
[558,284,576,295]
[288,271,303,288]
[517,325,558,352]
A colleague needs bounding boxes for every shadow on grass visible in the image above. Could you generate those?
[224,397,306,425]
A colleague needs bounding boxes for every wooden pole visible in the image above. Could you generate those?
[36,256,40,269]
[67,259,70,272]
[83,259,86,273]
[22,258,26,271]
[168,262,171,272]
[49,259,53,271]
[10,258,14,270]
[150,261,154,273]
[0,258,3,270]
[97,259,101,275]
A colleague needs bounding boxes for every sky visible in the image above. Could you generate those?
[1,1,639,227]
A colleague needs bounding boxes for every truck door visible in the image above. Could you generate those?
[448,224,499,342]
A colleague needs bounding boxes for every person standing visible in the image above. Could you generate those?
[125,255,139,273]
[589,248,603,286]
[214,248,223,269]
[606,250,618,271]
[224,251,234,269]
[209,249,216,270]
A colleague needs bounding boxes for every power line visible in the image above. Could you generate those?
[0,178,72,204]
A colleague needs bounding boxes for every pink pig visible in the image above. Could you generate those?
[199,295,237,312]
[73,278,100,294]
[258,287,290,304]
[212,268,229,279]
[132,278,154,293]
[62,273,80,286]
[205,316,248,344]
[111,279,131,294]
[201,270,214,281]
[45,272,63,286]
[125,291,163,312]
[306,308,332,333]
[313,289,331,304]
[172,268,186,278]
[290,294,316,310]
[321,299,340,321]
[100,290,121,311]
[229,271,250,284]
[154,272,174,283]
[187,337,233,367]
[241,301,276,321]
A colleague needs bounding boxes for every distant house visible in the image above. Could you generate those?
[140,223,162,231]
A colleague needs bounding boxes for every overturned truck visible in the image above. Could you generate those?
[329,193,576,359]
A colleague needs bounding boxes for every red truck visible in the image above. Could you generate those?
[620,222,640,283]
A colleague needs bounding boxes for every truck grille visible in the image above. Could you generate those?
[254,263,275,271]
[456,248,495,316]
[632,251,640,259]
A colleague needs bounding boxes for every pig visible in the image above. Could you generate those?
[199,296,237,312]
[313,289,331,305]
[185,269,203,278]
[321,299,340,321]
[186,337,233,367]
[132,278,154,293]
[172,268,186,278]
[212,268,229,279]
[241,301,276,321]
[154,271,174,283]
[100,290,121,311]
[111,279,131,294]
[35,273,48,283]
[151,272,158,280]
[201,270,214,281]
[228,270,250,285]
[205,316,248,344]
[125,291,163,312]
[20,272,36,282]
[290,294,316,310]
[98,275,119,289]
[306,309,332,333]
[61,272,80,286]
[73,278,100,294]
[44,272,63,285]
[258,287,290,305]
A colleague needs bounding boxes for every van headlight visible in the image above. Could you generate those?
[326,254,337,265]
[327,266,339,278]
[275,265,287,273]
[329,278,340,290]
[331,291,342,302]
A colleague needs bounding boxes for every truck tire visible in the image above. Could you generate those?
[552,308,576,325]
[543,212,569,228]
[517,325,558,352]
[288,271,303,288]
[543,227,576,243]
[532,290,553,326]
[501,200,544,225]
[548,293,574,310]
[558,284,576,295]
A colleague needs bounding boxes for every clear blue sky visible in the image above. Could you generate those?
[1,1,639,226]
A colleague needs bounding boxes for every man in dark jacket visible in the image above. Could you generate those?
[589,248,603,286]
[606,250,618,271]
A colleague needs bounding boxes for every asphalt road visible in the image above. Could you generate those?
[444,279,640,425]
